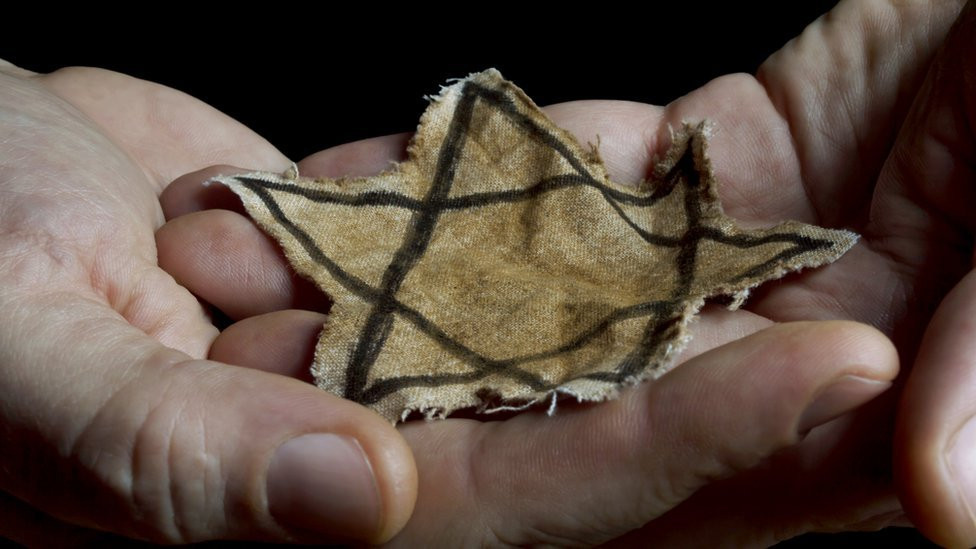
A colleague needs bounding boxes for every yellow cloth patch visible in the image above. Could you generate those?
[218,69,856,422]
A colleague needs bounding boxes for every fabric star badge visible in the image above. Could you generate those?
[216,69,857,423]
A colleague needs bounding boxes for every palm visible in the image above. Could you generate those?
[26,66,294,356]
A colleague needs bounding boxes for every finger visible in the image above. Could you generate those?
[737,2,970,329]
[158,133,414,222]
[0,293,416,544]
[544,2,965,232]
[756,0,966,225]
[156,209,331,320]
[159,165,250,220]
[390,321,897,545]
[298,132,411,177]
[615,391,906,546]
[35,67,291,191]
[210,310,326,381]
[868,2,976,286]
[543,100,663,185]
[897,270,976,548]
[572,0,965,235]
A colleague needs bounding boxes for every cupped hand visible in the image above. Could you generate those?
[161,170,897,547]
[0,62,417,545]
[155,2,972,546]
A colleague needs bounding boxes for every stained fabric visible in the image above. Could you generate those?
[217,69,856,422]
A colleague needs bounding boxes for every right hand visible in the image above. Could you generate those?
[158,1,960,546]
[158,0,970,545]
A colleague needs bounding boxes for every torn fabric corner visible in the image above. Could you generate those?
[216,69,857,423]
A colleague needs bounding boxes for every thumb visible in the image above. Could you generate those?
[897,270,976,548]
[388,319,899,545]
[0,295,416,545]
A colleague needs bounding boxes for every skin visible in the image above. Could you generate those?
[0,0,972,546]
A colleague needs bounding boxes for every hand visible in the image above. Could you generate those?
[634,0,976,545]
[0,63,417,545]
[156,1,967,545]
[878,3,976,547]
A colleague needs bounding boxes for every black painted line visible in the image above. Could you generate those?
[674,145,704,296]
[345,82,481,401]
[241,177,555,393]
[233,176,425,210]
[238,180,383,303]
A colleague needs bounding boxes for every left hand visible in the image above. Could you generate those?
[0,63,417,546]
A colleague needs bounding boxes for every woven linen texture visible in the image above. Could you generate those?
[218,69,857,422]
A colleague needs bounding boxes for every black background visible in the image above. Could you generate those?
[6,3,849,160]
[0,4,940,547]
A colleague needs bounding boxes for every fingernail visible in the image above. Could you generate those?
[946,416,976,531]
[267,434,381,540]
[798,375,891,433]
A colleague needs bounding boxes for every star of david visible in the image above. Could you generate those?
[219,70,856,422]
